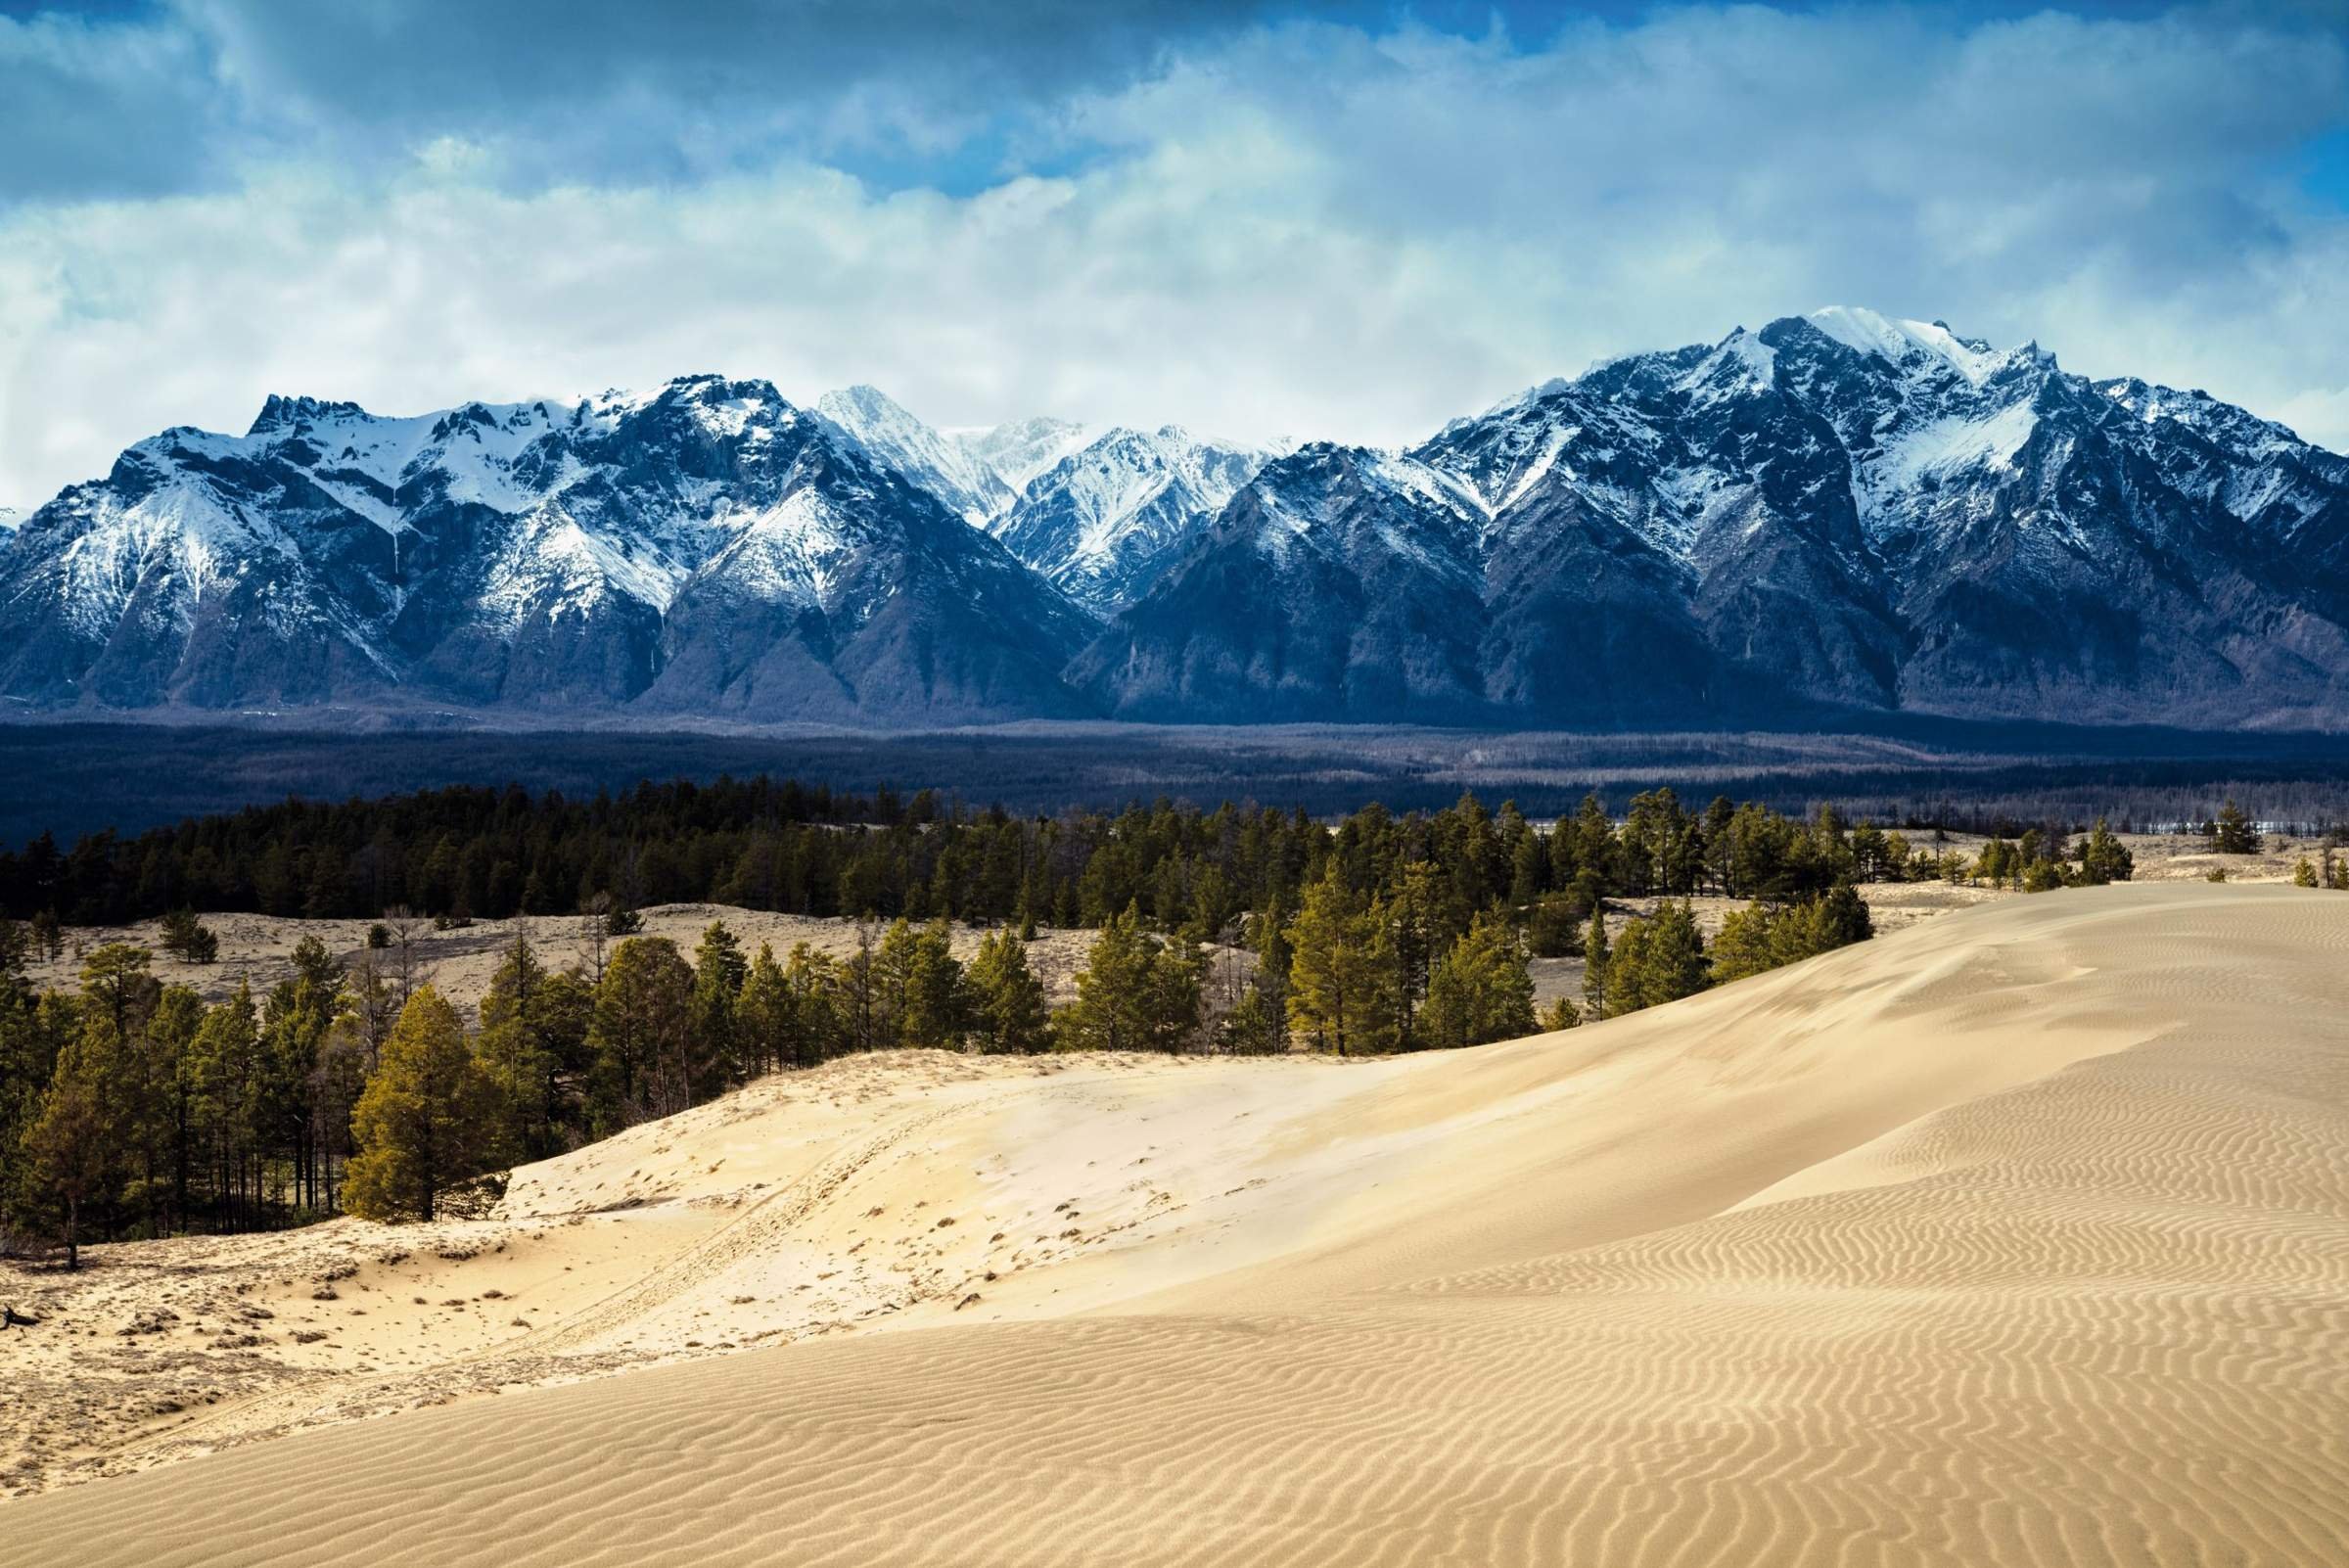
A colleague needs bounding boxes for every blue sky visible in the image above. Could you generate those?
[3,1,2348,502]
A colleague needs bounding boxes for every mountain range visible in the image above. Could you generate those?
[6,306,2348,731]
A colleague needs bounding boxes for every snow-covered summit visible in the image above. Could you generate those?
[949,416,1097,498]
[1802,305,2016,388]
[990,424,1284,614]
[815,385,1016,528]
[10,316,2349,731]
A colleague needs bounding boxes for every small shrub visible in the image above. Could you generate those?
[160,909,219,964]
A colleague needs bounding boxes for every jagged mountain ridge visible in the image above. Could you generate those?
[0,377,1093,720]
[821,392,1278,613]
[1082,306,2349,727]
[7,307,2349,728]
[991,425,1285,615]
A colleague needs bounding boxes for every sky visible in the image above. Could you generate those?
[3,0,2348,505]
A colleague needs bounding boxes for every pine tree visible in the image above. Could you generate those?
[2214,800,2262,855]
[1537,996,1581,1031]
[12,1038,114,1268]
[1382,860,1451,1042]
[1143,927,1206,1053]
[2295,855,2321,888]
[476,932,570,1163]
[1809,883,1874,947]
[255,951,340,1213]
[1527,895,1579,957]
[79,943,158,1044]
[344,986,499,1223]
[785,943,845,1066]
[1603,901,1709,1018]
[1220,898,1293,1056]
[189,981,259,1230]
[1056,905,1158,1053]
[147,985,206,1231]
[2078,818,2134,885]
[585,937,695,1131]
[966,930,1048,1054]
[840,922,881,1052]
[1285,866,1390,1056]
[1708,904,1778,985]
[736,942,798,1074]
[873,919,922,1045]
[899,920,967,1048]
[159,909,218,964]
[1582,906,1610,1022]
[1418,912,1535,1050]
[690,920,749,1092]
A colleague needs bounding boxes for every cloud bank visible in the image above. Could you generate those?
[3,1,2346,504]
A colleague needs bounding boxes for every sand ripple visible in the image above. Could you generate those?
[5,884,2344,1566]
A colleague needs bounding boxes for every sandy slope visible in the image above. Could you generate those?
[6,882,2346,1566]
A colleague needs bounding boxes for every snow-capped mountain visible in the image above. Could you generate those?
[1064,443,1491,715]
[951,417,1096,497]
[9,310,2349,730]
[814,385,1017,528]
[993,426,1284,615]
[0,377,1093,719]
[1081,307,2349,727]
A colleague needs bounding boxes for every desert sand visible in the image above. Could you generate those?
[4,880,2344,1566]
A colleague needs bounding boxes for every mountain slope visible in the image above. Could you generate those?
[9,311,2349,729]
[0,380,1093,720]
[1082,307,2349,727]
[814,386,1017,528]
[993,425,1280,615]
[1065,443,1490,716]
[951,416,1097,496]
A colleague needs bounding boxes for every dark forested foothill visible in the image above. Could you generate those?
[3,776,1909,932]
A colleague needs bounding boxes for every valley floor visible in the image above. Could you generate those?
[4,881,2345,1566]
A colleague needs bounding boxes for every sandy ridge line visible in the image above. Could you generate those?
[500,1089,1032,1357]
[99,1086,1036,1465]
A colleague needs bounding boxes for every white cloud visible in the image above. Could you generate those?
[3,3,2348,506]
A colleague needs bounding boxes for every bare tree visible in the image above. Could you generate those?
[382,904,423,1005]
[578,893,614,986]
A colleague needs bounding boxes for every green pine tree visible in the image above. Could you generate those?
[343,986,499,1223]
[690,920,749,1092]
[966,930,1049,1054]
[1418,912,1536,1050]
[1582,906,1611,1022]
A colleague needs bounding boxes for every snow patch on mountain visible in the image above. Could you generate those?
[699,487,860,609]
[1862,398,2040,514]
[480,500,694,626]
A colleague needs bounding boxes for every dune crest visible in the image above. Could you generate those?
[6,883,2346,1567]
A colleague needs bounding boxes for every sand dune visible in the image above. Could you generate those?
[6,882,2345,1566]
